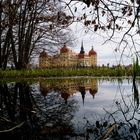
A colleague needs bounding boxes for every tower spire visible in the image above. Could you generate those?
[80,41,85,54]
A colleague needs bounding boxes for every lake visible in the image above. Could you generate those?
[0,77,139,140]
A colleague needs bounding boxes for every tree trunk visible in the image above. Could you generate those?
[0,1,2,68]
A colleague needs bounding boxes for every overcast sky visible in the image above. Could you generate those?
[69,22,133,66]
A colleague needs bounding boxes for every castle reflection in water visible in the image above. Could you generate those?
[39,78,98,104]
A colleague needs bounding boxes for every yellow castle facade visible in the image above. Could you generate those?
[39,43,97,68]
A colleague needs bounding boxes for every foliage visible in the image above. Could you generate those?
[0,67,133,78]
[64,0,140,60]
[0,0,73,70]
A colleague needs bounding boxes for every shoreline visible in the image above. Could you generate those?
[0,68,134,79]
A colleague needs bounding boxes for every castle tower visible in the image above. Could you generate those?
[60,43,69,54]
[78,41,86,67]
[88,46,97,67]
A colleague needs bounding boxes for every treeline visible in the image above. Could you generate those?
[0,67,133,78]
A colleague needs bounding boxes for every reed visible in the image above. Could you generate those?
[0,67,133,78]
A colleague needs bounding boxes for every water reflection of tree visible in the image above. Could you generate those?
[36,92,78,124]
[0,81,79,139]
[0,83,33,121]
[100,79,140,140]
[0,82,40,138]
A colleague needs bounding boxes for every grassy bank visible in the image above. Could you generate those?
[0,67,132,78]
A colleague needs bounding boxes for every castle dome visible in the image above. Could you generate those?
[89,47,97,56]
[60,43,69,53]
[40,49,47,57]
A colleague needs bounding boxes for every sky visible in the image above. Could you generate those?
[69,22,134,67]
[65,1,136,66]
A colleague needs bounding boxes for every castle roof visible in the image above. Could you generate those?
[60,43,69,53]
[40,49,48,57]
[89,47,97,56]
[78,53,85,59]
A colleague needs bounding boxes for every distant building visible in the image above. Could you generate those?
[39,42,97,68]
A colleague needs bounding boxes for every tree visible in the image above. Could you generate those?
[0,0,73,70]
[63,0,140,61]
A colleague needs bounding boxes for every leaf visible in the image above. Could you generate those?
[82,6,86,10]
[116,24,119,29]
[94,24,98,31]
[122,7,127,15]
[118,27,122,30]
[92,19,96,24]
[101,26,106,31]
[102,10,106,16]
[74,7,77,12]
[107,23,111,29]
[84,20,91,26]
[127,12,132,16]
[83,0,91,7]
[128,20,132,24]
[83,13,87,19]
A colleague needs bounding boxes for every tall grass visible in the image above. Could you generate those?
[0,67,132,78]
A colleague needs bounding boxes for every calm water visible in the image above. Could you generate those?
[0,77,139,140]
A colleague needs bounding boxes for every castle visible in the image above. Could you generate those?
[39,42,97,68]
